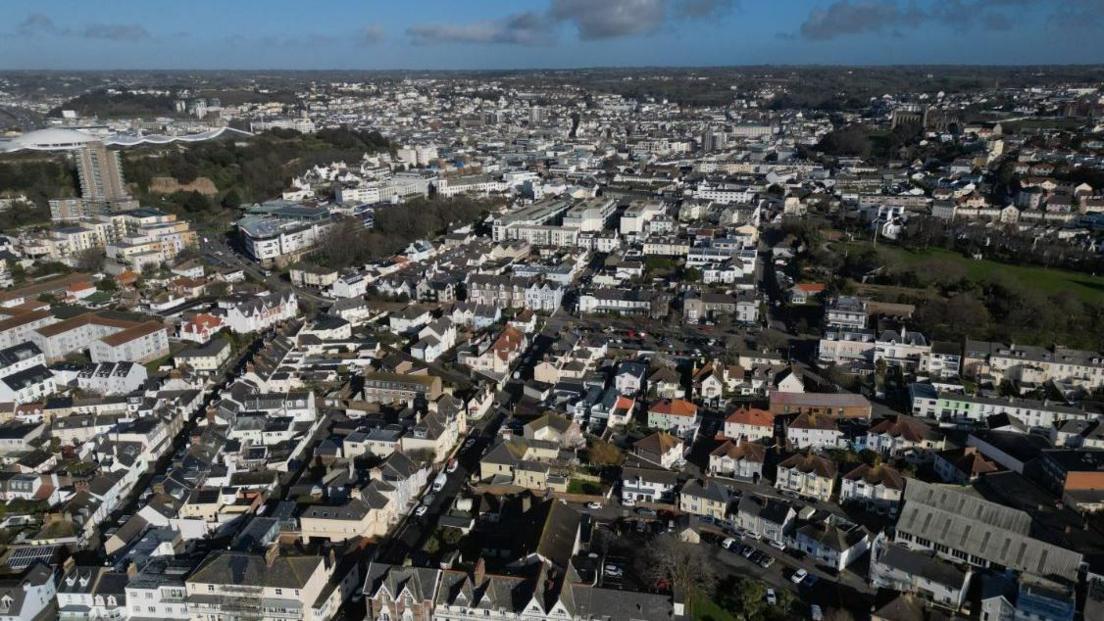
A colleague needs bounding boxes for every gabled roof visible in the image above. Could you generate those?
[710,438,766,463]
[843,463,904,490]
[777,452,837,479]
[648,398,697,417]
[725,407,774,427]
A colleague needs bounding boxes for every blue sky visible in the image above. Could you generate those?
[1,1,1102,69]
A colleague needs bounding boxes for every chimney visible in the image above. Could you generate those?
[264,543,280,567]
[62,556,76,574]
[126,561,138,578]
[473,557,486,585]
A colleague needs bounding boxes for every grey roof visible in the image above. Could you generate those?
[877,539,968,589]
[897,478,1083,580]
[364,562,440,601]
[187,551,323,589]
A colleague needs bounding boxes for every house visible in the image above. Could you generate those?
[0,562,55,621]
[614,360,648,396]
[75,361,148,395]
[691,362,726,404]
[862,415,945,462]
[735,494,796,545]
[648,367,683,399]
[932,446,999,484]
[388,306,432,335]
[646,398,699,437]
[458,326,527,381]
[840,463,905,515]
[683,292,758,324]
[632,432,684,469]
[708,439,766,482]
[185,548,354,621]
[869,533,972,612]
[411,318,457,363]
[174,338,231,374]
[775,453,837,502]
[621,465,679,505]
[794,519,870,571]
[479,438,565,492]
[786,412,843,451]
[523,414,584,449]
[178,313,224,344]
[363,564,440,621]
[679,478,737,522]
[789,283,826,305]
[299,493,393,542]
[825,295,868,329]
[56,564,128,621]
[723,407,775,442]
[217,290,298,334]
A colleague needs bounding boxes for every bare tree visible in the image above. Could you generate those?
[75,248,106,273]
[641,535,717,612]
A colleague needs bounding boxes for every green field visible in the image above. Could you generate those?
[857,244,1104,304]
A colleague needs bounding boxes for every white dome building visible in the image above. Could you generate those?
[0,127,99,153]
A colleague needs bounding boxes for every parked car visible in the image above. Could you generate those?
[758,556,774,569]
[636,508,658,518]
[791,569,809,584]
[811,605,824,621]
[765,589,777,606]
[770,539,787,551]
[586,501,602,510]
[446,459,459,473]
[721,537,737,550]
[422,494,436,507]
[415,506,428,517]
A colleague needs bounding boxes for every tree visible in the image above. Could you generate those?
[221,189,242,210]
[587,438,625,467]
[74,248,106,273]
[642,536,717,613]
[757,330,789,353]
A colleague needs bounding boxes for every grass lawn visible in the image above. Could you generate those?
[690,593,737,621]
[856,243,1104,304]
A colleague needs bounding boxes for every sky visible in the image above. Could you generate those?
[1,0,1103,70]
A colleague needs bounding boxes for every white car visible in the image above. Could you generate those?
[586,501,602,510]
[791,569,809,584]
[770,539,786,551]
[415,506,428,517]
[721,537,737,550]
[765,589,777,606]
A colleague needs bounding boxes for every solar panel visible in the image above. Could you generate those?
[6,545,59,569]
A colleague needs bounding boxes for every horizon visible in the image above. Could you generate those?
[3,1,1104,70]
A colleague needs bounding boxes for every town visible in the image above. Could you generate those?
[1,9,1104,621]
